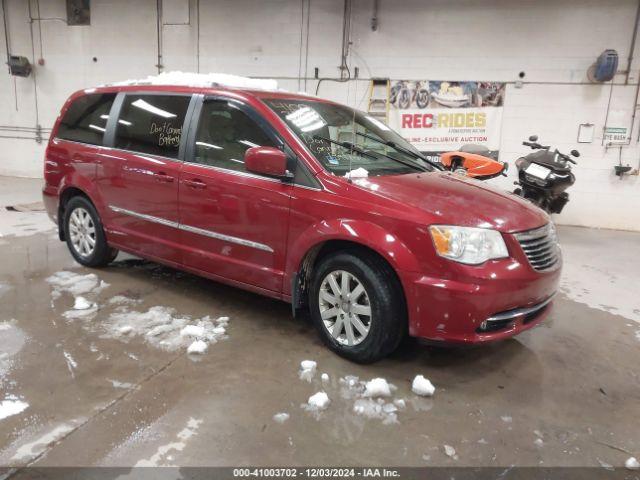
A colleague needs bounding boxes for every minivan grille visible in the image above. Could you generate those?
[515,223,560,271]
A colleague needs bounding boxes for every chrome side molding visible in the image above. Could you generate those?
[108,205,274,253]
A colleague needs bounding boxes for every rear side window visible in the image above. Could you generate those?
[114,94,191,158]
[57,93,116,145]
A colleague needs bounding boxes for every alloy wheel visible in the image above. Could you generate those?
[68,207,96,258]
[318,270,372,346]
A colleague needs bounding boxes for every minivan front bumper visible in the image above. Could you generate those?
[400,253,561,344]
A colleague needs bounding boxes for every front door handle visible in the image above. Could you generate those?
[183,178,207,189]
[154,172,175,183]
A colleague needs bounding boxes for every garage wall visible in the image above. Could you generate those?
[1,0,639,231]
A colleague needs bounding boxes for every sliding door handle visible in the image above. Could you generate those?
[183,178,207,189]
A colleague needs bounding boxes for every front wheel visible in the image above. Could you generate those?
[64,196,118,267]
[416,89,431,108]
[309,251,406,363]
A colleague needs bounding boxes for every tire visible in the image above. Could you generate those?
[63,196,118,268]
[309,251,407,363]
[416,89,430,109]
[398,88,411,109]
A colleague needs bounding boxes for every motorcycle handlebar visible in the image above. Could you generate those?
[522,141,550,149]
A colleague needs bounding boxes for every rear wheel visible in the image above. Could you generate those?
[309,251,406,363]
[64,196,118,267]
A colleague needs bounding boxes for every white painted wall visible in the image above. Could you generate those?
[1,0,639,230]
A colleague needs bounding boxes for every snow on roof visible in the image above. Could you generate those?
[108,71,279,91]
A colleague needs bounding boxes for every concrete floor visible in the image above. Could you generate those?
[0,177,639,471]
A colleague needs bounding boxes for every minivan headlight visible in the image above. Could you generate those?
[429,225,508,265]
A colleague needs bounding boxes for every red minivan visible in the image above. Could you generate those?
[43,77,560,362]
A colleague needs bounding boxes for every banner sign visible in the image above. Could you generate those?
[387,80,506,162]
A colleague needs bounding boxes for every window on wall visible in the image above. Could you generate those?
[114,94,191,158]
[57,93,116,146]
[191,99,276,172]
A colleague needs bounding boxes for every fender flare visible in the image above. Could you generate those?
[57,173,104,238]
[285,218,421,298]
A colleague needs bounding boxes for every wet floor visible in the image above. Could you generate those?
[0,178,639,470]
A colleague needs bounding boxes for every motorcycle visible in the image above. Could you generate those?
[440,144,508,180]
[513,135,578,214]
[392,81,431,109]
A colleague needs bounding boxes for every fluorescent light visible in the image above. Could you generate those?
[131,99,176,118]
[196,141,222,150]
[118,119,132,126]
[286,106,326,132]
[100,114,109,120]
[89,124,106,132]
[238,140,259,148]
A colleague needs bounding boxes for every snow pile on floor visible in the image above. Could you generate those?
[63,296,98,320]
[111,71,279,91]
[46,271,109,300]
[352,398,404,425]
[296,362,435,424]
[626,457,640,470]
[72,296,93,310]
[0,394,29,420]
[412,375,436,397]
[302,391,330,412]
[363,378,395,398]
[47,270,230,356]
[338,375,403,424]
[187,340,208,355]
[273,412,290,424]
[106,306,229,353]
[108,295,142,306]
[299,360,317,382]
[443,444,457,459]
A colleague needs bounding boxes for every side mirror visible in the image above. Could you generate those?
[528,135,538,142]
[571,149,580,158]
[245,146,291,178]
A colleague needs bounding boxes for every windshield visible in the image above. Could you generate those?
[264,99,433,177]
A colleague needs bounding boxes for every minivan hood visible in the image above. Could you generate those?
[358,172,548,233]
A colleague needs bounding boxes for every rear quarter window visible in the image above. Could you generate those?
[56,93,116,145]
[114,94,191,159]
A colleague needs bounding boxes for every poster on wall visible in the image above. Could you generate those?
[387,80,507,163]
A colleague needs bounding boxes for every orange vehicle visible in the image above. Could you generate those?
[440,144,508,180]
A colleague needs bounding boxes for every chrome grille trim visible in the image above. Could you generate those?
[515,223,560,271]
[486,293,556,323]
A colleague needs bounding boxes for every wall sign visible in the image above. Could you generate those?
[387,80,506,162]
[603,126,628,144]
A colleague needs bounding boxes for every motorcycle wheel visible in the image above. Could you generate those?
[398,89,411,109]
[416,89,431,109]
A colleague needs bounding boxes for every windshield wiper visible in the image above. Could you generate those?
[354,132,444,171]
[312,135,379,161]
[313,134,427,172]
